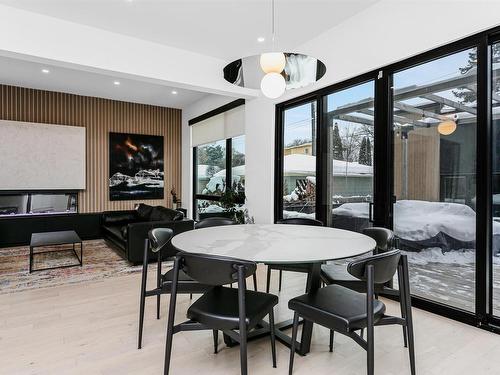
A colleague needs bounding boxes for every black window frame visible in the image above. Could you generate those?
[275,25,500,333]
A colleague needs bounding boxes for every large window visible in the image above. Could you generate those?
[232,135,245,193]
[196,140,226,196]
[193,136,245,220]
[325,81,375,232]
[392,49,477,312]
[492,42,500,318]
[276,26,500,330]
[282,101,317,219]
[191,100,245,221]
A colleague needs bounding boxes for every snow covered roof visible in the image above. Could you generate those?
[283,154,372,177]
[214,165,245,177]
[197,164,221,178]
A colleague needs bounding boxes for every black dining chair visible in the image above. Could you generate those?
[195,216,237,229]
[163,252,279,375]
[288,250,416,375]
[320,227,406,347]
[266,217,324,293]
[196,216,258,291]
[137,228,211,349]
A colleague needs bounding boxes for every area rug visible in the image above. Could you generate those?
[0,240,149,294]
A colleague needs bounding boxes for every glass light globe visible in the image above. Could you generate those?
[437,120,457,135]
[260,52,286,73]
[260,72,286,99]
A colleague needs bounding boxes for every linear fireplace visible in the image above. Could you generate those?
[0,192,78,217]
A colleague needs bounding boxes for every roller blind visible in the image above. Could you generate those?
[192,105,244,147]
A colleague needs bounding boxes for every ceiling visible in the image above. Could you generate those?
[0,0,377,60]
[0,0,378,108]
[0,55,207,108]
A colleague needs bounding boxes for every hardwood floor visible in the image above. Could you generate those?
[1,265,500,374]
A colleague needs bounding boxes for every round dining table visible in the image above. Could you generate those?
[171,223,376,355]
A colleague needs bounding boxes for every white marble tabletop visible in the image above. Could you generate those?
[171,224,376,264]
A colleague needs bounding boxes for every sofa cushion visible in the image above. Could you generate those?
[136,203,154,220]
[150,206,183,222]
[102,212,137,226]
[102,225,126,246]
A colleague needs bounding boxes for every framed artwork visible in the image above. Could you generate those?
[109,132,164,201]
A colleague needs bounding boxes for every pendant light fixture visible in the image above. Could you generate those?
[223,0,326,98]
[259,0,286,98]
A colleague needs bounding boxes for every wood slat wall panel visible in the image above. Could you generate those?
[0,85,182,213]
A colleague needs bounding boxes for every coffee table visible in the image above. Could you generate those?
[30,230,83,273]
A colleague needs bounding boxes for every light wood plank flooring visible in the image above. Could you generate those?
[1,265,500,374]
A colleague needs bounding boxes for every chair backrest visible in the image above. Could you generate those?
[276,217,324,226]
[179,252,256,286]
[195,217,237,229]
[347,250,401,285]
[148,228,174,254]
[362,227,394,254]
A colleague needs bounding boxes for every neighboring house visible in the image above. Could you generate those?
[283,154,373,198]
[284,141,313,156]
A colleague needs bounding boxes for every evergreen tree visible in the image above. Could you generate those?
[358,136,373,166]
[332,123,344,160]
[366,137,372,166]
[358,137,367,164]
[454,45,500,104]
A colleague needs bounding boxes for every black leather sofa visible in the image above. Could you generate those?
[101,203,194,264]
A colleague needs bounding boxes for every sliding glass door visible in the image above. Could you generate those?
[324,80,375,231]
[392,48,478,312]
[275,26,500,329]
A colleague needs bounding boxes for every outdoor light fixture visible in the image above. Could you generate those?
[223,0,326,99]
[437,119,457,135]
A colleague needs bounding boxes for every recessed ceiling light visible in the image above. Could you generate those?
[41,69,50,74]
[113,81,121,86]
[257,37,265,43]
[171,90,178,95]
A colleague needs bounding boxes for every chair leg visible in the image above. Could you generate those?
[279,270,283,292]
[164,258,180,375]
[366,265,375,375]
[239,327,248,375]
[190,294,193,300]
[266,266,271,293]
[157,250,162,320]
[213,330,218,354]
[253,273,258,291]
[402,256,416,375]
[360,328,364,339]
[138,239,149,350]
[288,312,300,375]
[269,308,277,368]
[329,330,334,352]
[398,264,408,348]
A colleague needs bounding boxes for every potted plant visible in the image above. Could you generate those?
[219,183,253,224]
[170,187,178,209]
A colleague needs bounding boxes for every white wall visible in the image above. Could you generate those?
[183,0,500,223]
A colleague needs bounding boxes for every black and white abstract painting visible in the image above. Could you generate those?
[109,132,164,201]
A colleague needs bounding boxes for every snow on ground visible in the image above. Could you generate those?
[283,154,372,176]
[332,200,500,242]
